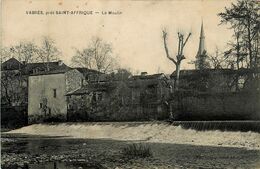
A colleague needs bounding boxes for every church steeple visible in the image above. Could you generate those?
[197,21,205,56]
[195,21,208,70]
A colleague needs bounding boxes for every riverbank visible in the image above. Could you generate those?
[2,133,260,169]
[6,122,260,150]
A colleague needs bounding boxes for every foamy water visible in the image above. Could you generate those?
[7,122,260,150]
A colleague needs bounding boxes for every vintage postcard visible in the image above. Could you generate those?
[1,0,260,168]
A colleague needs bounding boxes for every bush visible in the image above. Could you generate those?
[1,106,27,129]
[122,143,152,158]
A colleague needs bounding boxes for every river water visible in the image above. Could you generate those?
[2,133,260,169]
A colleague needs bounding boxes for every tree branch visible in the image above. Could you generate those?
[162,30,177,65]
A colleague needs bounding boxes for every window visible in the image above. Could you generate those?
[238,77,245,89]
[53,89,57,98]
[97,93,102,101]
[33,68,39,74]
[39,103,43,108]
[48,108,51,115]
[81,79,84,86]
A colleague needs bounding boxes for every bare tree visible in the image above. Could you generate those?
[1,42,38,64]
[37,36,60,62]
[71,48,93,68]
[218,0,259,68]
[71,37,117,73]
[223,28,248,69]
[162,29,191,90]
[20,42,39,64]
[1,42,38,106]
[207,47,229,69]
[1,47,12,64]
[1,70,27,106]
[36,36,61,70]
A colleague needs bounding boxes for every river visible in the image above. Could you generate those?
[2,133,260,169]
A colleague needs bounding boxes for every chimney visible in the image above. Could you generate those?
[58,60,63,66]
[141,72,147,76]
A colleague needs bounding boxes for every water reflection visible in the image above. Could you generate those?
[2,138,64,155]
[29,161,101,169]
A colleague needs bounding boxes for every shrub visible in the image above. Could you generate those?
[122,143,152,158]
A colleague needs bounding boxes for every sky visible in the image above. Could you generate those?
[1,0,235,74]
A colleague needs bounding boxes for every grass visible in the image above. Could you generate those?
[122,143,152,158]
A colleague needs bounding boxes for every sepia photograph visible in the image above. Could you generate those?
[1,0,260,168]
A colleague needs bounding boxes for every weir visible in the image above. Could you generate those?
[170,121,260,132]
[7,121,260,149]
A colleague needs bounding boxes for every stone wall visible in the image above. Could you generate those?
[171,91,260,120]
[65,69,84,93]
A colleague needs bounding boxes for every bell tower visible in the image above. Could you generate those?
[195,21,207,69]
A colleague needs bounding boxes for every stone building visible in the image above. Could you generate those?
[1,58,72,126]
[27,67,102,123]
[28,69,84,123]
[1,58,70,107]
[66,73,172,121]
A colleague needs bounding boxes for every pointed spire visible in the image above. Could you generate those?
[197,21,206,57]
[195,20,207,70]
[200,21,205,39]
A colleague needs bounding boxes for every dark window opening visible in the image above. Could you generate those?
[48,108,51,115]
[40,103,43,108]
[97,93,102,101]
[53,89,57,98]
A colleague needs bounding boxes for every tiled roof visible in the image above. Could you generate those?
[1,58,23,70]
[66,73,171,96]
[74,67,102,76]
[66,87,89,96]
[24,62,70,75]
[1,58,71,76]
[66,83,112,96]
[130,73,166,80]
[29,67,72,76]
